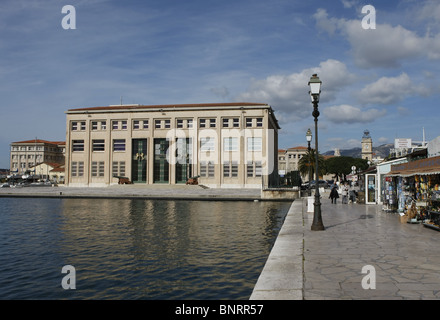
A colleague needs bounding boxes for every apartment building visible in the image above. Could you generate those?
[65,102,280,188]
[10,139,66,174]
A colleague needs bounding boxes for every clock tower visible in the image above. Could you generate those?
[361,130,373,161]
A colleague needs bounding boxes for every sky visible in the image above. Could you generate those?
[1,0,440,168]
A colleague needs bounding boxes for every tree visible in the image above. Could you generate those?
[324,156,369,181]
[298,148,326,181]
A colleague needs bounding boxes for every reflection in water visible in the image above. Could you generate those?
[0,198,290,299]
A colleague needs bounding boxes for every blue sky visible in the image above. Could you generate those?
[1,0,440,168]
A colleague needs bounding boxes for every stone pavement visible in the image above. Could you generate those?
[251,192,440,300]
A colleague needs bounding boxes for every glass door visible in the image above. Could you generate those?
[132,139,147,183]
[154,138,169,183]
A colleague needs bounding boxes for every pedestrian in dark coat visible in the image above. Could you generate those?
[329,184,339,204]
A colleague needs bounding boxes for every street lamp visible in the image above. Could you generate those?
[308,74,325,231]
[306,129,312,196]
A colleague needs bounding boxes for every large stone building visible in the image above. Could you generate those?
[65,102,280,188]
[10,139,65,174]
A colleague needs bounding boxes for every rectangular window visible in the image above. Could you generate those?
[199,119,206,128]
[133,120,140,130]
[98,162,104,177]
[209,119,216,128]
[91,161,98,177]
[164,119,171,129]
[233,118,239,128]
[224,137,238,151]
[200,137,215,152]
[246,118,253,128]
[71,122,78,131]
[231,161,238,177]
[247,161,262,177]
[78,162,84,177]
[71,162,77,177]
[223,162,230,177]
[80,122,86,131]
[112,121,119,130]
[143,120,149,129]
[92,139,105,152]
[101,121,106,130]
[91,121,98,130]
[187,119,193,128]
[113,139,126,152]
[247,137,262,151]
[177,119,184,128]
[72,140,84,152]
[121,120,127,130]
[155,120,161,129]
[256,118,263,127]
[247,161,253,177]
[222,118,229,128]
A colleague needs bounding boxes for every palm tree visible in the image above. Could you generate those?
[298,148,326,182]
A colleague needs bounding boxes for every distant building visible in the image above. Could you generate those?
[30,162,65,183]
[361,130,373,161]
[64,102,280,188]
[10,139,65,175]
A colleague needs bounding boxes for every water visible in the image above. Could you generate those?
[0,198,290,300]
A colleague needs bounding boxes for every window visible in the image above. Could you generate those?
[80,122,86,130]
[187,119,193,128]
[121,120,127,130]
[209,119,216,128]
[92,121,98,130]
[91,161,104,177]
[246,118,253,127]
[200,161,215,178]
[101,121,106,130]
[176,119,193,129]
[247,161,262,177]
[224,137,238,151]
[71,161,84,177]
[199,119,206,128]
[223,162,230,177]
[247,137,262,151]
[223,161,238,178]
[112,121,119,130]
[177,119,184,128]
[72,140,84,152]
[200,137,215,152]
[155,120,161,129]
[92,139,105,152]
[133,120,140,130]
[256,118,263,127]
[112,161,126,177]
[113,139,126,152]
[71,122,78,131]
[164,119,171,129]
[143,120,149,129]
[223,118,240,128]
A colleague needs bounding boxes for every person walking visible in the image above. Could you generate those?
[329,183,339,204]
[341,183,349,204]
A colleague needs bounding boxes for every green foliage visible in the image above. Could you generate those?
[298,149,326,180]
[324,156,369,181]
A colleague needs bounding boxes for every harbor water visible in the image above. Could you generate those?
[0,198,290,299]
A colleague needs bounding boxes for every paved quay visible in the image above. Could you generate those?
[251,191,440,300]
[0,184,263,201]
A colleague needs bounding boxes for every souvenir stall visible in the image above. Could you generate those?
[386,155,440,230]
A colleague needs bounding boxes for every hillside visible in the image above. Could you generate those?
[323,143,393,159]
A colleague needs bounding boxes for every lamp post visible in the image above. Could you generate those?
[306,128,312,196]
[309,74,325,231]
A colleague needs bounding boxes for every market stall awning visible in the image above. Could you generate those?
[386,156,440,177]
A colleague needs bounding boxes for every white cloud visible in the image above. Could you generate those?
[313,8,440,68]
[358,73,430,105]
[323,104,387,124]
[236,59,355,122]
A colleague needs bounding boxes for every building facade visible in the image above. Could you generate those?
[10,139,65,174]
[65,103,280,188]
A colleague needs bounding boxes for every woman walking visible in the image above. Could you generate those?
[329,183,339,204]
